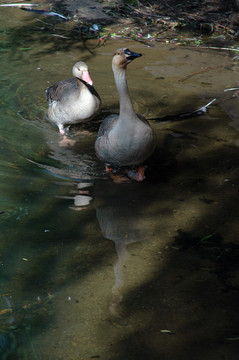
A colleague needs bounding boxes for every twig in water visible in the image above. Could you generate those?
[161,0,178,16]
[150,98,216,122]
[35,17,67,32]
[197,45,239,52]
[178,64,232,82]
[50,34,70,39]
[92,34,111,49]
[124,4,166,19]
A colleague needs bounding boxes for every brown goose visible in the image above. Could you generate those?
[95,48,156,181]
[46,61,101,135]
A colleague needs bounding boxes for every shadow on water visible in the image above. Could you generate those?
[97,147,239,360]
[41,147,239,360]
[20,126,239,359]
[0,1,115,59]
[5,20,96,57]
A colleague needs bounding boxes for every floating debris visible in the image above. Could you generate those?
[0,308,13,316]
[89,24,99,32]
[224,87,239,92]
[190,98,217,115]
[200,234,213,243]
[160,329,172,333]
[20,7,68,20]
[0,3,38,7]
[19,47,32,51]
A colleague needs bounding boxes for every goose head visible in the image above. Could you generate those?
[112,48,142,69]
[72,61,93,85]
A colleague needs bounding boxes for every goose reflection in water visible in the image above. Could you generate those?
[56,182,93,211]
[43,133,161,317]
[94,181,154,317]
[64,179,155,316]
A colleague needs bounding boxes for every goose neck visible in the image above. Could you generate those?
[112,66,135,118]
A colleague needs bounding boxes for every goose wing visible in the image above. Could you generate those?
[46,78,77,103]
[97,114,118,137]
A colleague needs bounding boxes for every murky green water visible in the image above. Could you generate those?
[1,6,239,360]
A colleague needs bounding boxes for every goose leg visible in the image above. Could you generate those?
[59,135,76,147]
[105,165,130,183]
[58,124,65,135]
[127,166,147,182]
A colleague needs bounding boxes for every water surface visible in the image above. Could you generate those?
[1,6,239,360]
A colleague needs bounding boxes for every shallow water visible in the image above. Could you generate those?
[1,6,239,360]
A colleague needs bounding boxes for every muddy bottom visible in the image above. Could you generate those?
[0,6,239,360]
